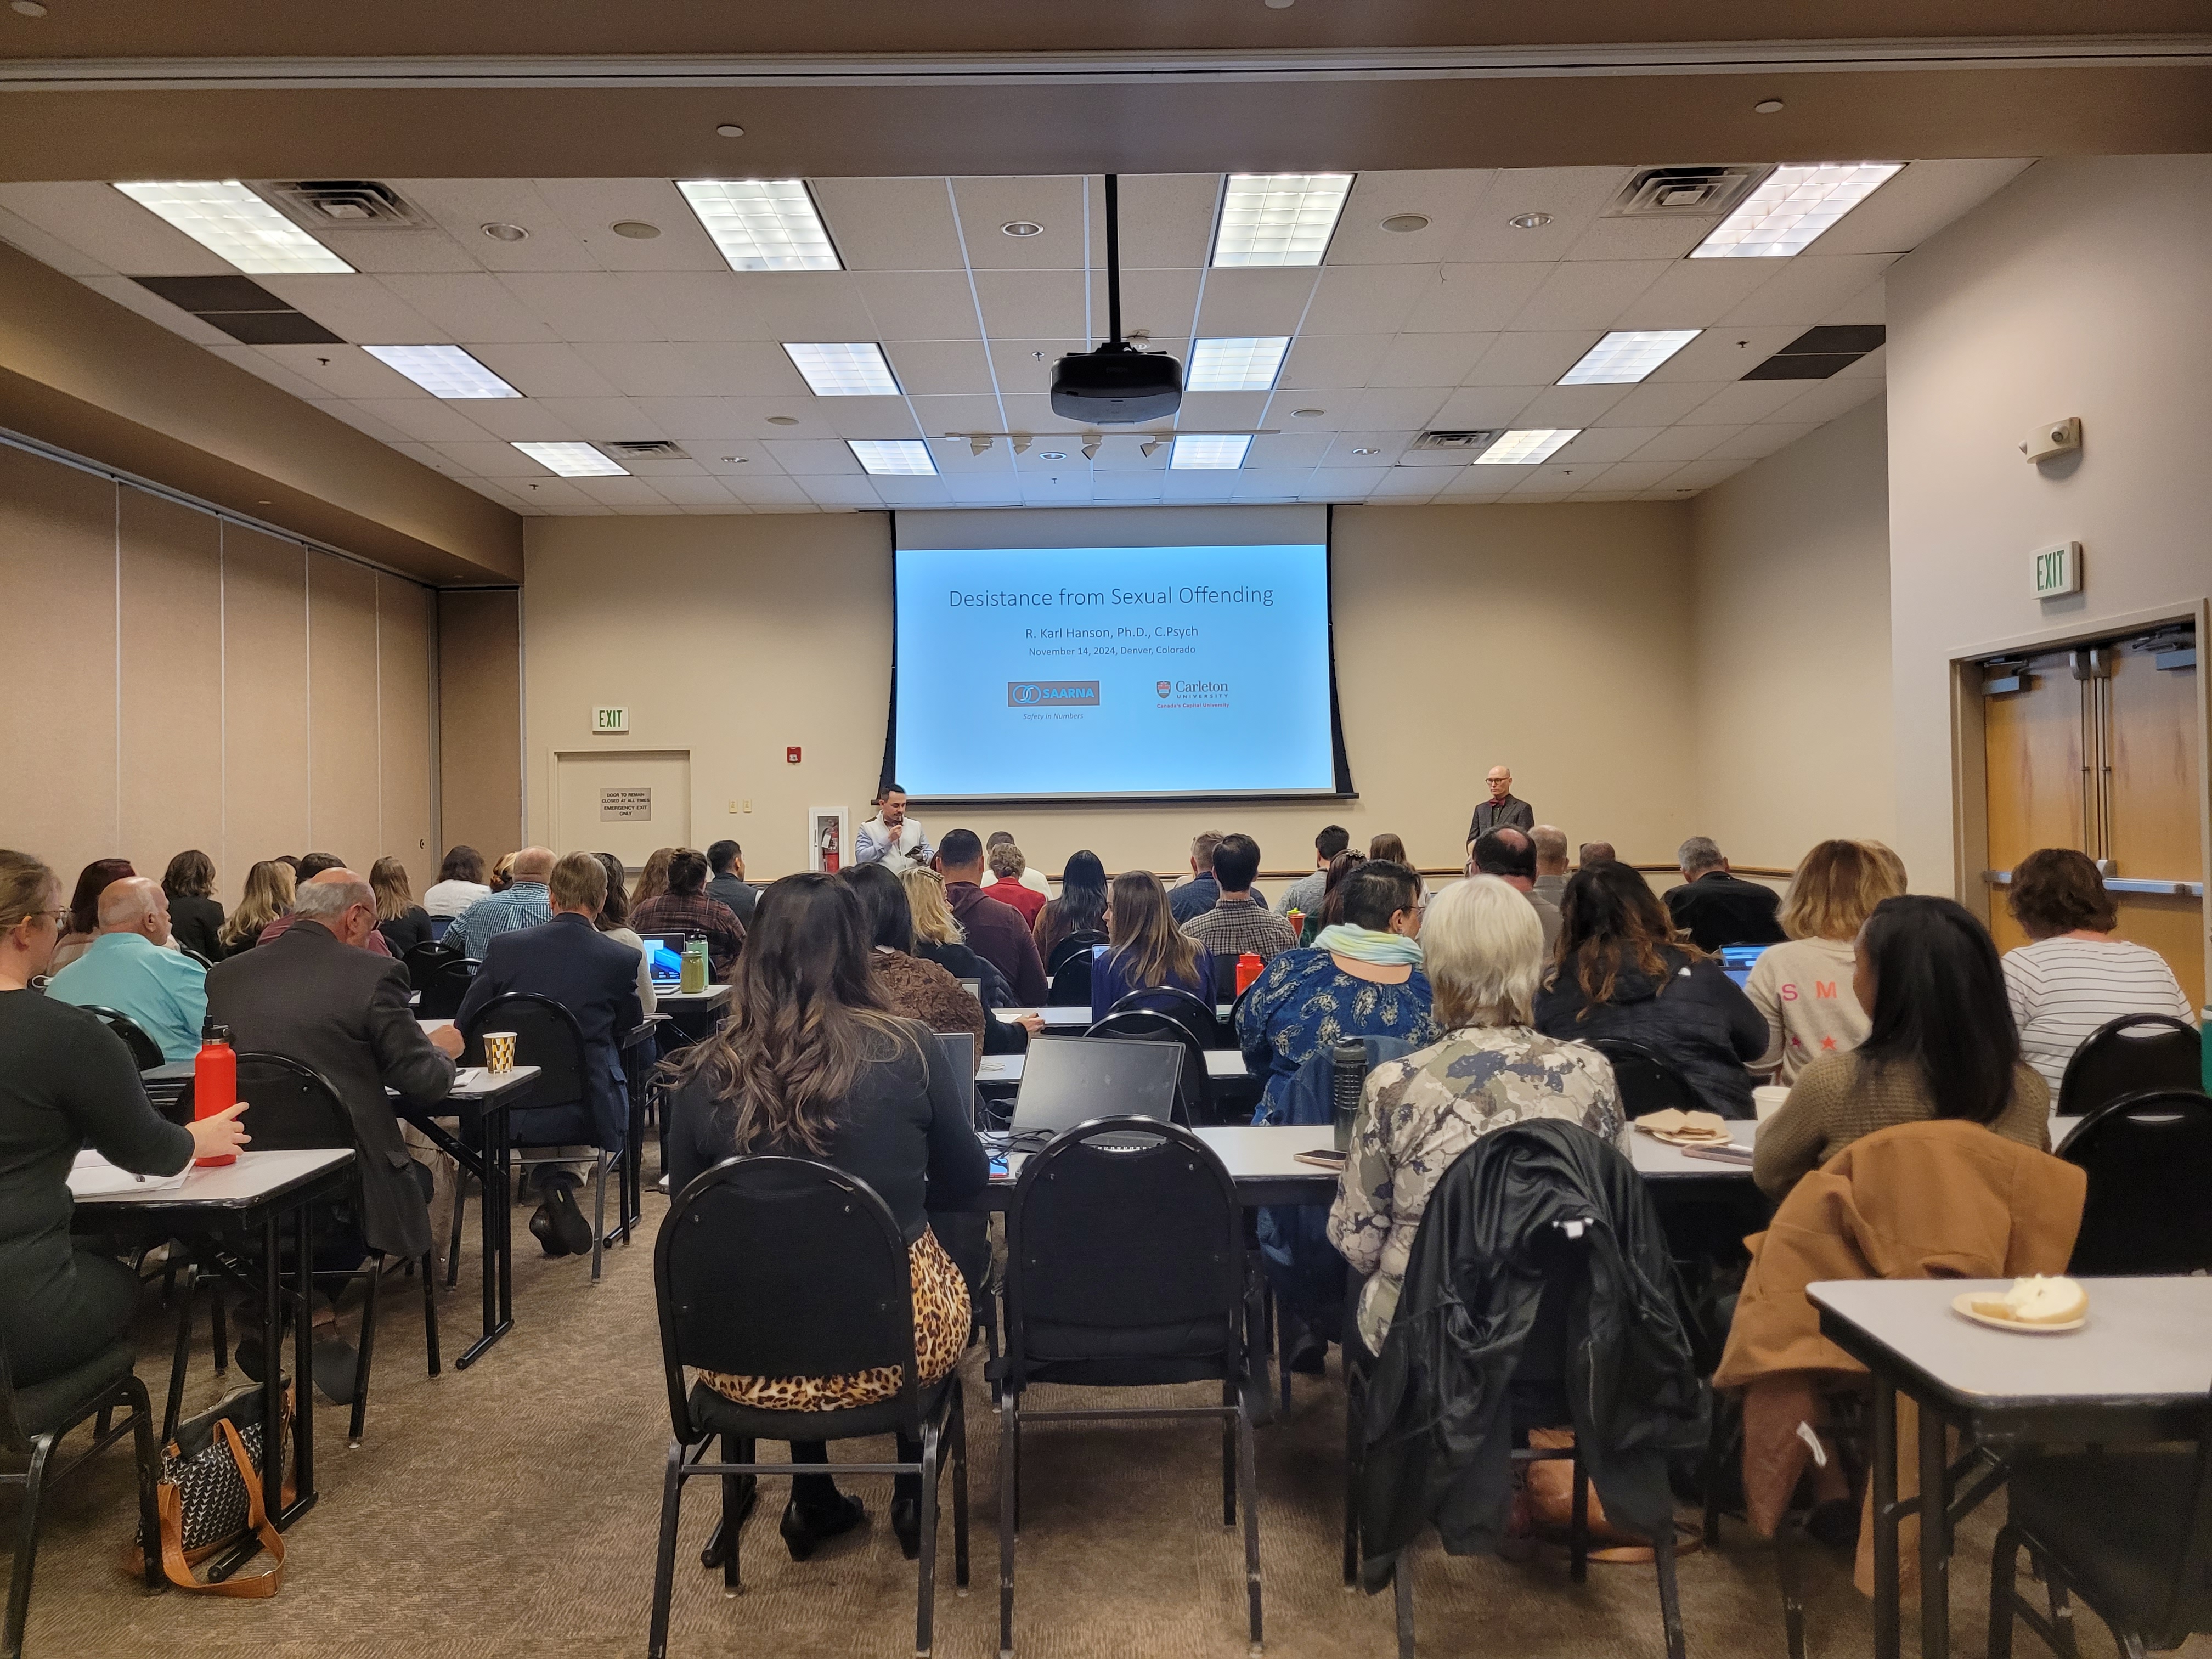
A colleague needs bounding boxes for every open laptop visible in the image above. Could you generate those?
[640,931,689,991]
[1718,944,1771,989]
[957,978,983,1003]
[935,1031,975,1122]
[984,1032,1185,1154]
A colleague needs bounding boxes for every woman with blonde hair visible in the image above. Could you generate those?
[369,855,433,955]
[900,866,1012,1003]
[220,859,294,952]
[1092,868,1214,1022]
[1746,839,1909,1084]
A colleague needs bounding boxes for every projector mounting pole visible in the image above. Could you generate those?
[1105,173,1123,346]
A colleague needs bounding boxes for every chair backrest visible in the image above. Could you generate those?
[415,956,479,1020]
[2149,1427,2212,1646]
[1589,1036,1707,1121]
[2056,1089,2212,1273]
[1003,1116,1242,1387]
[459,991,591,1109]
[229,1051,355,1152]
[1109,983,1228,1049]
[1046,930,1108,979]
[2056,1014,2203,1119]
[77,1005,162,1071]
[0,1324,34,1455]
[1081,1011,1203,1125]
[654,1155,918,1442]
[402,940,462,984]
[1044,948,1095,1007]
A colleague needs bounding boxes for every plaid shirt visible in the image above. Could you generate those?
[1182,894,1298,967]
[629,891,747,981]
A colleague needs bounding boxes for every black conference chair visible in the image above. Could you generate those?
[1044,931,1108,980]
[168,1053,438,1448]
[2,1326,162,1658]
[76,1005,163,1071]
[2056,1090,2212,1274]
[646,1156,968,1659]
[2056,1014,2202,1119]
[1083,1011,1205,1126]
[1109,983,1231,1049]
[414,956,479,1021]
[1991,1433,2212,1659]
[991,1116,1259,1656]
[402,939,464,989]
[1590,1037,1720,1120]
[459,991,625,1281]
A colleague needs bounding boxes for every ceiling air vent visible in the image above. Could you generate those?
[260,180,423,228]
[600,440,691,460]
[1607,166,1768,218]
[1411,429,1503,453]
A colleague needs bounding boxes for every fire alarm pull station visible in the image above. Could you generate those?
[786,747,802,764]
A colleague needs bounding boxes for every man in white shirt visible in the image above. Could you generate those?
[855,785,933,874]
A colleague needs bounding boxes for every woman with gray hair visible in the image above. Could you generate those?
[1327,874,1625,1354]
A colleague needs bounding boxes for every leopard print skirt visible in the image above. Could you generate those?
[699,1226,970,1412]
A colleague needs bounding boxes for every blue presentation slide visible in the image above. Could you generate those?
[894,542,1337,799]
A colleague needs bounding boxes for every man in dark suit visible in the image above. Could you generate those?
[1466,765,1534,847]
[1663,836,1788,952]
[456,851,644,1255]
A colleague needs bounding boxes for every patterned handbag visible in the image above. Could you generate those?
[131,1385,289,1596]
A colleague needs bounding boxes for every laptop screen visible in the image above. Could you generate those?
[935,1031,975,1122]
[1718,944,1770,989]
[641,932,688,987]
[1011,1033,1184,1136]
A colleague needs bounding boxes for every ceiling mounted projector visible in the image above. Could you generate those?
[1052,175,1183,422]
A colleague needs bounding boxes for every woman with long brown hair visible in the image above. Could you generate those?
[592,852,654,1014]
[369,856,434,955]
[1298,848,1367,945]
[1090,868,1214,1021]
[630,846,675,908]
[161,849,226,961]
[662,872,986,1564]
[49,857,136,973]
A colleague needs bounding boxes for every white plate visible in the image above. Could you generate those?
[1950,1291,2086,1334]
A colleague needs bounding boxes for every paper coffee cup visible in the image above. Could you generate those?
[483,1031,517,1074]
[1753,1085,1789,1121]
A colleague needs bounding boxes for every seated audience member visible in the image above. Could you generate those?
[631,846,675,908]
[900,867,1011,1005]
[489,851,517,893]
[1368,833,1410,866]
[257,870,396,957]
[50,857,135,973]
[1032,849,1108,961]
[161,849,227,961]
[629,847,747,981]
[47,876,208,1061]
[1278,825,1350,920]
[206,869,463,1304]
[936,830,1048,1004]
[1663,836,1787,951]
[846,861,1031,1057]
[456,851,643,1255]
[983,831,1052,898]
[1239,860,1437,1122]
[1469,826,1561,955]
[2001,846,2196,1092]
[1536,860,1766,1118]
[981,841,1047,928]
[1328,875,1624,1351]
[1747,839,1907,1084]
[1756,895,2051,1199]
[1578,841,1616,868]
[593,852,654,1015]
[663,873,987,1561]
[1183,832,1297,966]
[275,855,302,877]
[1299,849,1368,945]
[370,856,433,955]
[422,845,492,918]
[219,859,294,954]
[1531,825,1571,908]
[450,846,558,961]
[855,785,933,875]
[1170,831,1267,923]
[0,850,249,1389]
[1094,870,1217,1022]
[706,839,759,926]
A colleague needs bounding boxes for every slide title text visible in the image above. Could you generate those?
[949,584,1274,610]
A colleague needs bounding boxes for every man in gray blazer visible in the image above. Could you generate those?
[207,870,464,1267]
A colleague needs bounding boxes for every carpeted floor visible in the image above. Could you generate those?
[3,1182,2135,1659]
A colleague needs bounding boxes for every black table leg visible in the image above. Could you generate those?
[492,1102,513,1330]
[207,1208,293,1582]
[289,1199,315,1515]
[454,1103,515,1369]
[1872,1376,1899,1659]
[1918,1396,1951,1659]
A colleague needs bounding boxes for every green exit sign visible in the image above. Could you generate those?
[592,706,629,734]
[2032,541,2081,600]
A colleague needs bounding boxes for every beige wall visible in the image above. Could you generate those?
[520,502,1701,878]
[1689,397,1895,875]
[1886,156,2212,902]
[437,589,523,868]
[0,439,440,906]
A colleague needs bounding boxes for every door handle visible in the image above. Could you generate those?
[1984,870,2203,898]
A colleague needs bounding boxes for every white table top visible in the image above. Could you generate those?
[71,1147,353,1207]
[1192,1125,1336,1181]
[1011,1003,1234,1028]
[449,1064,540,1101]
[1810,1276,2212,1404]
[657,983,732,1006]
[978,1049,1249,1084]
[1628,1121,1758,1179]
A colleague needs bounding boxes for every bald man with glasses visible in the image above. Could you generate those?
[1466,765,1534,847]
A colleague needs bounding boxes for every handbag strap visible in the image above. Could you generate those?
[155,1417,286,1596]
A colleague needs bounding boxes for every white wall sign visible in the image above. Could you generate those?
[2031,542,2082,600]
[600,787,652,821]
[592,705,629,733]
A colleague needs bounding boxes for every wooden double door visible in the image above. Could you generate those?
[1980,624,2205,1010]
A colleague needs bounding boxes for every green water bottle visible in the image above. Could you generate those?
[679,936,709,995]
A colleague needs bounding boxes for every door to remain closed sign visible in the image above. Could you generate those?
[600,788,652,821]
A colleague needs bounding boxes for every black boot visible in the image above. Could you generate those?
[778,1492,867,1561]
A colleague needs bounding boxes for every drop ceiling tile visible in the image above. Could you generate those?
[1327,170,1496,264]
[1232,470,1310,500]
[311,225,482,275]
[1508,259,1671,330]
[202,344,341,401]
[1504,462,1589,496]
[697,449,785,476]
[1266,397,1350,428]
[427,439,532,476]
[1659,456,1756,490]
[1401,263,1553,334]
[247,343,421,399]
[1426,386,1541,428]
[466,343,622,398]
[1161,469,1243,502]
[0,204,111,276]
[884,339,997,397]
[0,182,233,275]
[1369,332,1494,388]
[1465,331,1597,387]
[638,396,823,438]
[1344,386,1451,430]
[1819,282,1887,328]
[1299,263,1440,337]
[215,275,433,343]
[1175,390,1269,429]
[1494,383,1627,428]
[985,342,1081,399]
[1432,473,1515,500]
[388,179,599,272]
[647,476,742,506]
[975,268,1086,340]
[764,439,864,475]
[1020,474,1099,505]
[78,277,235,345]
[1609,258,1781,329]
[347,398,503,443]
[1646,325,1798,382]
[739,272,880,340]
[531,179,727,270]
[1679,380,1815,425]
[995,392,1073,436]
[573,475,676,506]
[1101,173,1226,271]
[927,437,1018,476]
[1591,380,1731,427]
[1769,375,1884,425]
[533,396,665,437]
[1304,465,1390,496]
[1444,167,1627,262]
[1321,432,1417,465]
[799,475,886,506]
[494,273,649,342]
[1245,433,1335,469]
[1703,422,1821,460]
[908,393,1011,438]
[1092,472,1168,502]
[1277,335,1389,391]
[500,475,599,510]
[1367,469,1447,500]
[443,399,583,442]
[611,273,765,342]
[872,477,956,507]
[1083,267,1201,343]
[727,476,818,506]
[1548,427,1664,465]
[1587,460,1685,492]
[1562,212,1715,262]
[1806,159,2032,257]
[810,177,967,270]
[950,176,1090,272]
[305,399,418,447]
[855,270,986,341]
[945,474,1023,504]
[1718,254,1899,328]
[1194,268,1322,337]
[1087,436,1169,472]
[569,340,807,398]
[1625,425,1740,463]
[817,398,926,440]
[681,500,756,515]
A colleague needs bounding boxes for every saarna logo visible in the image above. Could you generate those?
[1006,680,1100,706]
[1155,680,1171,697]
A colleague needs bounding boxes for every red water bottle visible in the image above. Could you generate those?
[1235,952,1263,996]
[193,1022,238,1167]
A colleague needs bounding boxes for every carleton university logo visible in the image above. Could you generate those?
[1155,681,1172,697]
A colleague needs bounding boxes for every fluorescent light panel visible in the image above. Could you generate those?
[362,345,520,399]
[111,180,353,274]
[1475,429,1579,465]
[783,341,900,396]
[512,441,628,478]
[1169,434,1252,470]
[1558,330,1701,386]
[678,179,841,271]
[1186,336,1292,392]
[1210,174,1354,268]
[848,439,937,476]
[1690,163,1904,259]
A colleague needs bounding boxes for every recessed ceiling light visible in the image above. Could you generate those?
[782,341,899,396]
[1754,99,1785,114]
[678,178,840,270]
[480,222,529,242]
[1509,212,1552,231]
[1001,220,1043,238]
[512,441,628,478]
[1211,173,1355,267]
[1291,408,1324,419]
[1170,434,1252,470]
[12,3,50,17]
[1558,330,1702,386]
[766,415,800,426]
[363,345,522,399]
[1037,451,1068,461]
[1690,162,1904,258]
[848,439,936,477]
[1186,336,1291,392]
[1380,214,1430,234]
[112,180,353,275]
[1474,429,1579,465]
[1350,447,1381,455]
[610,220,662,240]
[715,123,746,138]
